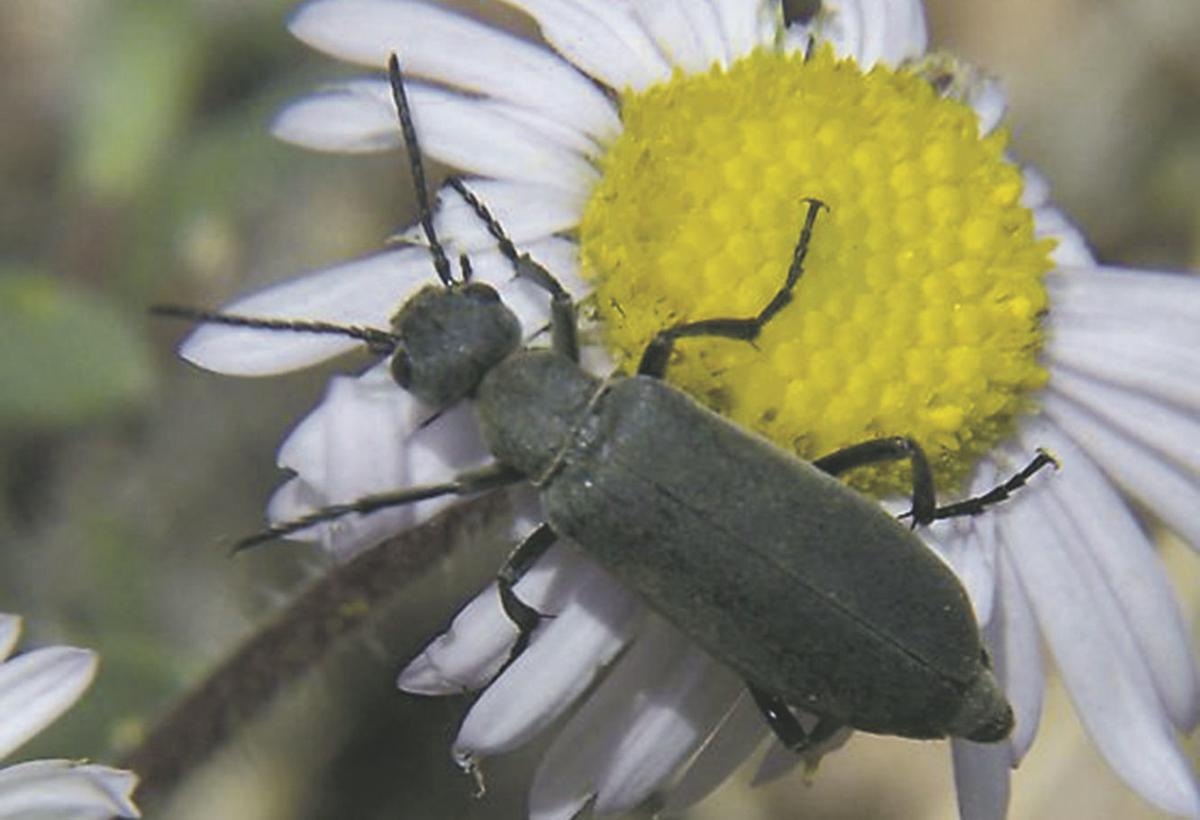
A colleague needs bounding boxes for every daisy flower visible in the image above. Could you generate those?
[176,0,1199,817]
[0,614,140,819]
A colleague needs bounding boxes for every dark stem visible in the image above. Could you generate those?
[122,492,508,808]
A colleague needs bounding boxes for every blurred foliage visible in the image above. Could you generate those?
[0,1,1196,819]
[0,269,154,429]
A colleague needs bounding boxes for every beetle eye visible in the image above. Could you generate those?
[390,349,412,388]
[462,282,500,303]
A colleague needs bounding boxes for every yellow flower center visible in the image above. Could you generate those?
[579,47,1055,494]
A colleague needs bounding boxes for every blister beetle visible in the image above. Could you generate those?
[159,54,1056,752]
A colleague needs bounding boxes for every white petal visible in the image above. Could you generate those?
[270,82,398,154]
[395,179,587,253]
[631,0,723,72]
[0,649,96,760]
[454,559,641,756]
[1020,167,1051,210]
[273,377,494,556]
[1046,324,1200,411]
[0,760,139,819]
[1033,205,1096,266]
[952,738,1009,820]
[275,80,599,193]
[179,247,431,376]
[996,474,1200,817]
[528,619,739,819]
[710,0,774,59]
[289,0,620,141]
[660,691,767,812]
[1049,365,1200,477]
[990,547,1043,763]
[966,76,1006,137]
[399,544,587,694]
[499,0,672,91]
[1020,421,1199,730]
[1048,265,1200,332]
[1042,391,1200,550]
[0,618,18,663]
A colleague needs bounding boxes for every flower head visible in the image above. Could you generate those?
[0,614,140,819]
[178,1,1199,817]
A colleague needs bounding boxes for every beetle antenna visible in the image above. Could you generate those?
[150,305,399,356]
[386,52,455,288]
[459,252,474,282]
[445,176,521,266]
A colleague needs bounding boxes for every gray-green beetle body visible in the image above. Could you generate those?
[477,350,1011,742]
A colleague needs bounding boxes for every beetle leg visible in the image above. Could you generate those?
[637,197,828,379]
[445,177,580,363]
[814,439,1059,526]
[926,449,1059,522]
[747,685,844,753]
[494,523,559,676]
[812,436,938,525]
[232,463,522,552]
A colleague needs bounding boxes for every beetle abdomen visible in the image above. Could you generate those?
[543,376,1009,740]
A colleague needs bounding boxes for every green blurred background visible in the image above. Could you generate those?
[0,1,1197,818]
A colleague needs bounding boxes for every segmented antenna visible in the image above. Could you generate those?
[387,53,455,288]
[150,305,398,355]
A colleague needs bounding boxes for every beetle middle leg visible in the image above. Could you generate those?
[748,685,844,754]
[492,523,559,677]
[445,177,580,363]
[637,196,828,379]
[812,437,1057,526]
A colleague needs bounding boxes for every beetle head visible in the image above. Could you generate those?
[389,282,522,406]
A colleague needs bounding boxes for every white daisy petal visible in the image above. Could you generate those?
[289,0,621,141]
[0,760,140,819]
[1020,167,1051,210]
[997,478,1200,817]
[454,558,641,757]
[528,619,738,819]
[0,616,19,662]
[952,738,1009,820]
[498,0,672,90]
[1020,422,1200,730]
[396,179,587,252]
[1033,206,1097,267]
[399,543,584,695]
[1049,366,1200,476]
[710,0,772,59]
[990,547,1043,763]
[0,648,97,760]
[179,247,430,376]
[276,80,599,192]
[1042,390,1200,551]
[270,82,400,154]
[631,0,721,73]
[1048,265,1200,329]
[1046,324,1200,410]
[592,653,741,815]
[966,76,1007,137]
[660,691,766,812]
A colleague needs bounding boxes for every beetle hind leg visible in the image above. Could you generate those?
[748,685,845,754]
[492,523,559,679]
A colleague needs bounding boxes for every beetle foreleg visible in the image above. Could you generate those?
[747,685,845,754]
[446,177,580,363]
[231,463,522,552]
[637,197,828,379]
[494,523,559,677]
